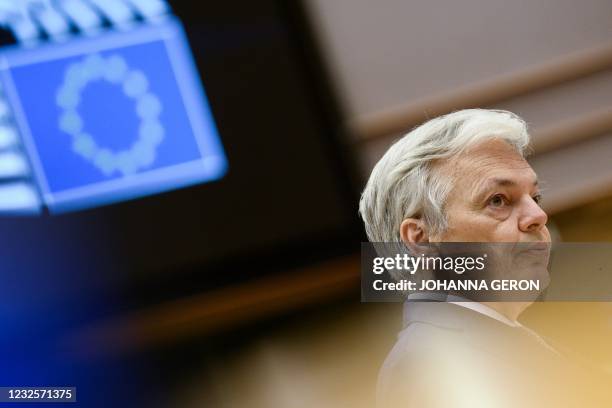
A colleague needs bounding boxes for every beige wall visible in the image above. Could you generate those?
[307,0,612,216]
[307,0,612,117]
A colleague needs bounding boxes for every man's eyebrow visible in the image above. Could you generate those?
[472,177,539,200]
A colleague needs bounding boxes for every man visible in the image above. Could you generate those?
[359,109,610,407]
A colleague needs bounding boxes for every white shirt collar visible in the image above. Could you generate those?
[446,295,522,327]
[405,292,522,327]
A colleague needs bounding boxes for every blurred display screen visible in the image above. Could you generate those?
[0,0,359,302]
[3,17,226,212]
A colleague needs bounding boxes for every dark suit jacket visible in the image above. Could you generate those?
[377,301,611,407]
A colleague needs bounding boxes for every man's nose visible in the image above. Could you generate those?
[518,195,548,233]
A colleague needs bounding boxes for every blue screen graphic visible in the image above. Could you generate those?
[0,18,227,212]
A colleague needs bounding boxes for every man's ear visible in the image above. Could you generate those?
[400,218,438,257]
[400,217,429,245]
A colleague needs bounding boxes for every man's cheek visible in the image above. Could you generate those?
[542,226,552,242]
[493,222,522,242]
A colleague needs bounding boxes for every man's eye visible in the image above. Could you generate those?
[488,194,507,208]
[532,194,543,205]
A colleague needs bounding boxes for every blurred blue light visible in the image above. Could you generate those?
[89,0,135,27]
[59,0,103,34]
[0,182,40,213]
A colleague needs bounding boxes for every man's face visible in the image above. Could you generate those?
[430,139,550,244]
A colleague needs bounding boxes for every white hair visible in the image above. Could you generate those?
[359,109,531,242]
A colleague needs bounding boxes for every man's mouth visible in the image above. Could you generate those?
[515,241,552,256]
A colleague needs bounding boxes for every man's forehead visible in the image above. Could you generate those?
[465,162,537,196]
[471,175,539,199]
[448,140,533,175]
[462,151,535,180]
[441,140,539,194]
